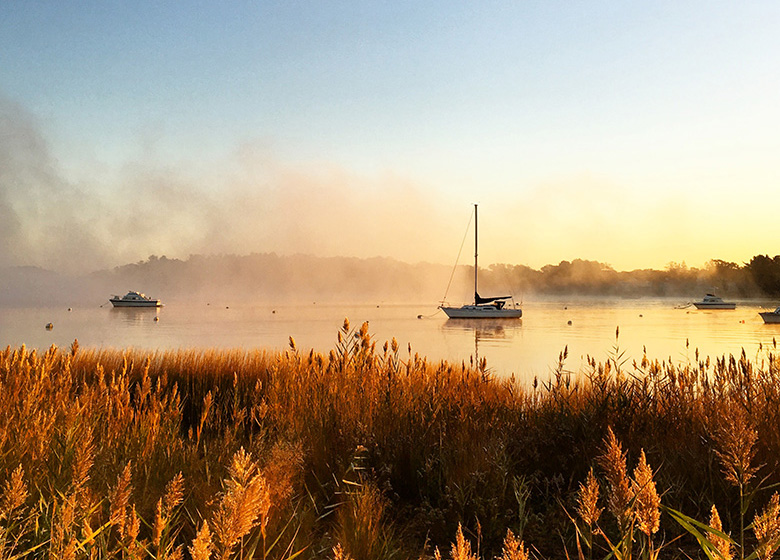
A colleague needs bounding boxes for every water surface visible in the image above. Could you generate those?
[3,297,780,381]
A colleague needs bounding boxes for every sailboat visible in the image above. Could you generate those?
[440,204,523,319]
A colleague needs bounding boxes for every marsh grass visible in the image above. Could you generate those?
[3,323,780,558]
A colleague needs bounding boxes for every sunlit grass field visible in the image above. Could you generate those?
[2,320,780,559]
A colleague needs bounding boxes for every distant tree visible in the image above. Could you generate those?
[747,255,780,296]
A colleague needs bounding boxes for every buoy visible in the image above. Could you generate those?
[417,314,423,319]
[639,314,643,317]
[272,310,276,314]
[45,323,53,330]
[67,307,72,312]
[567,320,572,325]
[154,316,159,322]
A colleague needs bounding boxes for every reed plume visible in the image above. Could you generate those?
[712,404,759,558]
[753,493,780,560]
[332,542,354,560]
[713,405,759,489]
[599,428,633,532]
[0,465,27,518]
[211,448,270,560]
[152,472,186,555]
[109,462,133,538]
[448,524,478,560]
[707,505,733,560]
[631,450,660,538]
[189,521,213,560]
[576,467,602,528]
[498,529,529,560]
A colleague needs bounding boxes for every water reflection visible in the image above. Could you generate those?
[442,318,523,365]
[442,318,521,339]
[109,307,161,325]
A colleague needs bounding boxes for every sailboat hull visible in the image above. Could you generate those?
[441,305,522,319]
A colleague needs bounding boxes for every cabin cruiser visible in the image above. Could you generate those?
[693,294,736,310]
[109,291,163,308]
[759,307,780,324]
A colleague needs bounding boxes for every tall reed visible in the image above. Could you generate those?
[2,321,780,558]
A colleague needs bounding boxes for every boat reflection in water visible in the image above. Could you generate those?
[442,318,522,373]
[109,306,162,325]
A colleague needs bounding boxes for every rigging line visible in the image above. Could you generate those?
[497,265,524,305]
[440,207,475,304]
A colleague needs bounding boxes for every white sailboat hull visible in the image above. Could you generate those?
[441,305,522,319]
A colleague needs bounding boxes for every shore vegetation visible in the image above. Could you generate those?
[2,321,780,558]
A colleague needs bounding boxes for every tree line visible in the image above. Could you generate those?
[4,253,780,307]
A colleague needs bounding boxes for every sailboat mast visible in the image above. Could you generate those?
[474,203,478,303]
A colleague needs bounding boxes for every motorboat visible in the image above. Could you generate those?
[760,307,780,324]
[109,291,163,308]
[440,204,522,319]
[693,294,736,310]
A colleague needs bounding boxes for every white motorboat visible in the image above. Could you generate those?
[110,291,163,308]
[693,294,736,310]
[760,307,780,324]
[440,205,522,319]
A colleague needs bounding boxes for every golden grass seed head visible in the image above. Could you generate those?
[189,521,213,560]
[713,405,759,488]
[708,505,733,560]
[212,448,271,556]
[109,462,133,534]
[333,543,353,560]
[1,464,28,516]
[499,529,530,560]
[153,498,165,549]
[163,472,185,514]
[753,492,780,560]
[599,428,633,530]
[576,467,602,527]
[631,450,661,536]
[450,523,478,560]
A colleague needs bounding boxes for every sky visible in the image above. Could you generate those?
[1,1,779,274]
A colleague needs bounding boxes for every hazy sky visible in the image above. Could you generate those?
[2,1,779,273]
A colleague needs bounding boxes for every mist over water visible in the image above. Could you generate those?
[0,95,462,279]
[3,298,780,381]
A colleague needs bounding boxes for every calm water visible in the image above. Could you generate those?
[3,297,780,381]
